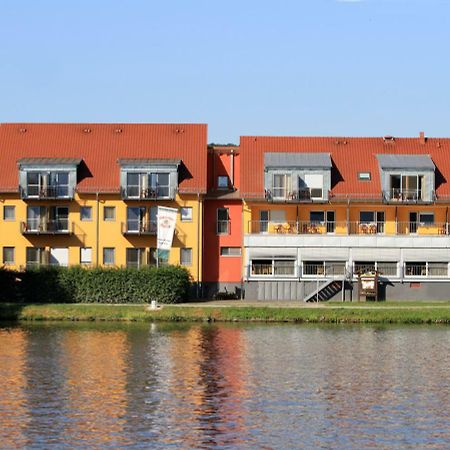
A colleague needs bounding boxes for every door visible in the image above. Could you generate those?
[55,207,69,232]
[27,206,41,231]
[376,211,385,234]
[409,212,418,234]
[50,248,69,267]
[127,207,142,232]
[326,211,335,233]
[260,210,269,233]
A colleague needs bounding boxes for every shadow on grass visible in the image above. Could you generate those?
[0,303,27,321]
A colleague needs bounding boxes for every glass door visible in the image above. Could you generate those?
[409,212,418,234]
[260,210,269,233]
[326,211,335,233]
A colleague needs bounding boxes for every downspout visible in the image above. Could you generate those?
[96,192,100,266]
[446,207,448,234]
[197,192,202,298]
[346,197,350,234]
[230,151,235,187]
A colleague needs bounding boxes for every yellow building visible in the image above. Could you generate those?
[0,123,207,285]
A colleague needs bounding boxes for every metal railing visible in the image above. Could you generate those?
[247,220,450,236]
[396,222,448,235]
[121,187,174,200]
[265,188,326,202]
[383,188,428,202]
[21,185,72,199]
[21,220,72,234]
[121,221,157,235]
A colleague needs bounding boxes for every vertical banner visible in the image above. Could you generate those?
[157,206,178,250]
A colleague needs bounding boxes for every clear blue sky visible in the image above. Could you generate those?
[1,0,449,143]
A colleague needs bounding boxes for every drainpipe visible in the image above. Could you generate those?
[346,198,350,234]
[446,207,448,234]
[197,192,202,298]
[95,191,100,266]
[230,151,234,187]
[395,206,398,234]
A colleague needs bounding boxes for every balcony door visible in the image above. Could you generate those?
[27,206,42,231]
[127,207,146,232]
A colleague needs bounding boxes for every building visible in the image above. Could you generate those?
[202,145,242,298]
[0,123,207,288]
[2,123,450,301]
[240,133,450,301]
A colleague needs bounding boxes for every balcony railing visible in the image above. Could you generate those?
[265,188,326,203]
[121,221,157,235]
[247,220,450,236]
[20,185,72,199]
[383,189,434,203]
[21,220,72,234]
[121,187,173,200]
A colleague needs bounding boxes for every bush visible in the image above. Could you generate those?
[0,265,191,304]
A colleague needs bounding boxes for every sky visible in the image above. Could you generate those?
[1,0,450,144]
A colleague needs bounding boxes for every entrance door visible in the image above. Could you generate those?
[50,248,69,267]
[260,210,269,233]
[326,211,335,233]
[409,212,418,234]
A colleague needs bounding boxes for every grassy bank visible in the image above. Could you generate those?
[1,302,449,324]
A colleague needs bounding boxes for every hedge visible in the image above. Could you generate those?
[0,265,191,304]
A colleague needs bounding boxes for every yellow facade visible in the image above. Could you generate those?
[0,193,203,282]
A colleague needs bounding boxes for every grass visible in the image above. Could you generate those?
[0,302,449,324]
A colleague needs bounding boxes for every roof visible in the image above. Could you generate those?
[376,154,434,170]
[240,135,450,198]
[18,157,82,166]
[118,158,181,167]
[264,152,331,169]
[0,123,207,193]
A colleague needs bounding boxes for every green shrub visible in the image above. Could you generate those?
[0,265,191,304]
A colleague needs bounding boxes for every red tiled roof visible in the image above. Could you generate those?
[0,123,207,193]
[240,135,450,198]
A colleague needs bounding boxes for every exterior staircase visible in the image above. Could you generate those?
[304,279,344,302]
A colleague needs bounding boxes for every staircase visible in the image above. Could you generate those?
[304,279,344,302]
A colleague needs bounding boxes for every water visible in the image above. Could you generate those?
[0,322,449,449]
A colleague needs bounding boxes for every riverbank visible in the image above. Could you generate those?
[1,302,449,324]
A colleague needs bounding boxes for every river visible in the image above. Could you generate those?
[0,322,449,449]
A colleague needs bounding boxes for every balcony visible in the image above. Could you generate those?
[121,186,175,200]
[121,221,157,235]
[247,220,450,236]
[265,188,326,203]
[21,220,73,235]
[20,185,73,200]
[383,189,435,203]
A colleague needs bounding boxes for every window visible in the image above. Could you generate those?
[103,248,115,265]
[3,206,15,221]
[104,206,116,221]
[359,211,385,233]
[358,172,371,181]
[180,248,192,266]
[80,206,92,221]
[251,259,296,276]
[310,211,325,224]
[304,174,323,199]
[2,247,14,265]
[389,174,424,200]
[217,176,229,189]
[273,174,291,199]
[419,212,434,224]
[220,247,242,256]
[126,248,145,268]
[80,248,92,265]
[26,171,70,198]
[26,247,45,268]
[126,172,146,198]
[251,259,273,275]
[303,261,346,277]
[354,261,376,274]
[150,172,170,198]
[428,262,448,277]
[180,207,193,222]
[270,210,286,224]
[149,248,169,266]
[217,208,229,234]
[376,262,398,277]
[405,262,426,277]
[127,207,146,232]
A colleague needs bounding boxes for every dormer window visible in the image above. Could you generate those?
[376,154,435,203]
[119,159,179,200]
[18,158,80,200]
[264,152,331,202]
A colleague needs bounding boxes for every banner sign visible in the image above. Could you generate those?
[157,206,178,250]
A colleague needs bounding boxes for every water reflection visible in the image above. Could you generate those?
[0,328,29,448]
[0,323,448,449]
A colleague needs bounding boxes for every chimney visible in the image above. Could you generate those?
[419,131,426,145]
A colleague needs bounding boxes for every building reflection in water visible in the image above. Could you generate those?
[60,329,131,448]
[165,324,251,448]
[0,327,29,448]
